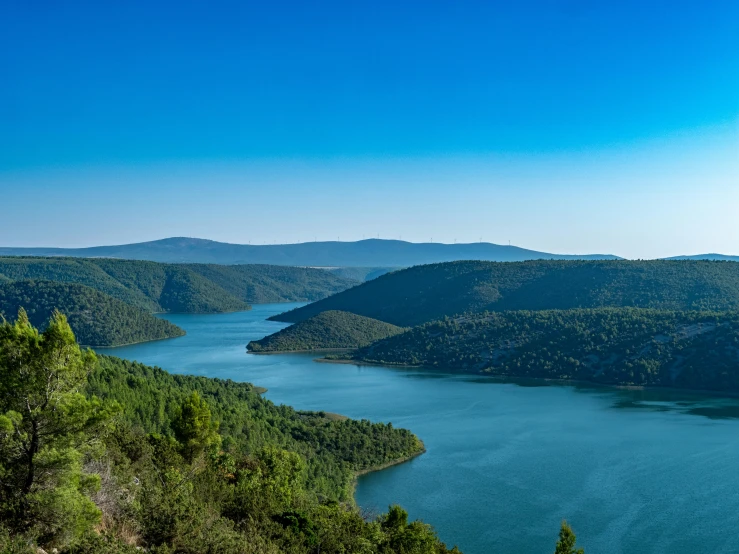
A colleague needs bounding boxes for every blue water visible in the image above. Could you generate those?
[107,305,739,554]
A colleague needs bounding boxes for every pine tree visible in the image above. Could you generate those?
[0,309,118,545]
[554,520,584,554]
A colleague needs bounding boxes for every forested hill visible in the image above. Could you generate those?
[346,308,739,393]
[0,236,619,266]
[0,280,184,346]
[0,257,357,313]
[180,263,356,302]
[271,260,739,326]
[248,310,405,352]
[0,313,465,553]
[90,355,425,501]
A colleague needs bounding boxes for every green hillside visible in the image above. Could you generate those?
[0,257,358,313]
[91,355,424,500]
[182,263,358,303]
[271,260,739,326]
[248,310,405,352]
[0,314,461,553]
[0,280,185,346]
[0,257,246,313]
[346,308,739,392]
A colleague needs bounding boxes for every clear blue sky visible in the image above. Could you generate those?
[1,1,737,258]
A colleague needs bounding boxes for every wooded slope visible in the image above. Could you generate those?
[272,260,739,326]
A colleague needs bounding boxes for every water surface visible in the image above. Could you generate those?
[108,305,739,554]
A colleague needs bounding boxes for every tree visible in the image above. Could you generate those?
[171,391,221,462]
[379,505,460,553]
[0,309,118,546]
[554,520,584,554]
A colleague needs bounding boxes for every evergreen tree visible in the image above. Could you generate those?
[172,391,221,462]
[554,520,584,554]
[0,309,118,546]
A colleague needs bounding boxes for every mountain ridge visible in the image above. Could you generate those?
[664,254,739,261]
[0,237,621,266]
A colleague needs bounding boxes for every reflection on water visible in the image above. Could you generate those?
[380,368,739,420]
[606,390,739,420]
[106,305,739,554]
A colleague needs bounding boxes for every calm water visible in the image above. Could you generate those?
[108,305,739,554]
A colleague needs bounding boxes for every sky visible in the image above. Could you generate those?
[1,0,737,258]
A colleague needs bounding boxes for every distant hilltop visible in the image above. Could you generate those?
[0,237,622,267]
[664,254,739,262]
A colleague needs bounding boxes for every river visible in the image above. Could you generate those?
[106,304,739,554]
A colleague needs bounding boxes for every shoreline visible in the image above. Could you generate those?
[248,347,355,355]
[350,443,427,502]
[86,330,187,349]
[354,446,426,477]
[316,357,739,400]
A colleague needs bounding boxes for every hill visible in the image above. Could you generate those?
[345,308,739,393]
[665,254,739,261]
[0,236,620,266]
[0,313,460,554]
[0,280,185,346]
[182,263,357,302]
[0,257,357,312]
[271,260,739,326]
[90,355,424,500]
[247,310,405,352]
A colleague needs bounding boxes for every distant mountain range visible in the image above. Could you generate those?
[0,237,622,267]
[663,254,739,262]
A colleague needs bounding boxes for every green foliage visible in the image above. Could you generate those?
[272,259,739,326]
[248,310,405,352]
[88,356,424,500]
[0,310,118,546]
[348,308,739,392]
[62,533,141,554]
[0,280,185,347]
[171,391,221,462]
[554,521,584,554]
[0,524,36,554]
[0,315,458,553]
[0,257,358,313]
[377,505,461,553]
[181,263,358,303]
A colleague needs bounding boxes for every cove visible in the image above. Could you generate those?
[106,304,739,554]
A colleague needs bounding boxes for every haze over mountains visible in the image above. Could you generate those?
[0,237,624,266]
[665,254,739,262]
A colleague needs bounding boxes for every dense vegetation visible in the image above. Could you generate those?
[0,312,467,553]
[0,257,247,313]
[248,311,405,353]
[89,355,424,500]
[272,260,739,326]
[181,263,357,303]
[0,257,357,313]
[345,308,739,392]
[0,280,184,346]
